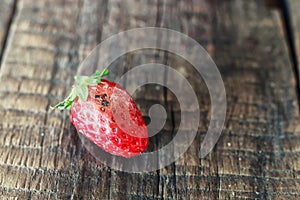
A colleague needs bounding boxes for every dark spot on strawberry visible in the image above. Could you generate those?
[101,93,107,99]
[95,94,100,98]
[101,100,109,106]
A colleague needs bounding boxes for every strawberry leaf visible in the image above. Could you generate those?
[92,70,102,83]
[100,69,109,77]
[70,87,77,101]
[93,70,101,76]
[85,77,99,86]
[76,85,89,102]
[74,75,89,84]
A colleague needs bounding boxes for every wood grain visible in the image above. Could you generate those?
[211,1,300,199]
[289,0,300,96]
[0,0,15,60]
[0,0,299,199]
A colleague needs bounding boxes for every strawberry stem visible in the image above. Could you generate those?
[51,69,109,110]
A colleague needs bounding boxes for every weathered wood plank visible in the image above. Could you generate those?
[0,0,110,199]
[210,1,300,199]
[0,0,299,199]
[289,0,300,97]
[0,0,15,62]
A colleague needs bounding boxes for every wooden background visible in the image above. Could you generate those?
[0,0,300,199]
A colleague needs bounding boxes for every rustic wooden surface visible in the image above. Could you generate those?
[289,0,300,94]
[0,0,15,59]
[0,0,300,199]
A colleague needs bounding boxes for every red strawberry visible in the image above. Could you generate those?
[52,69,148,158]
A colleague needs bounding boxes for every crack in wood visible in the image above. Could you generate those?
[275,0,300,112]
[0,0,18,67]
[265,0,300,112]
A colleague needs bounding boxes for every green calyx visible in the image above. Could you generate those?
[51,69,109,110]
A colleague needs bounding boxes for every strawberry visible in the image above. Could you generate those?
[52,69,148,158]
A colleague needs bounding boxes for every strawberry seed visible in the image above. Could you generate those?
[101,100,109,106]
